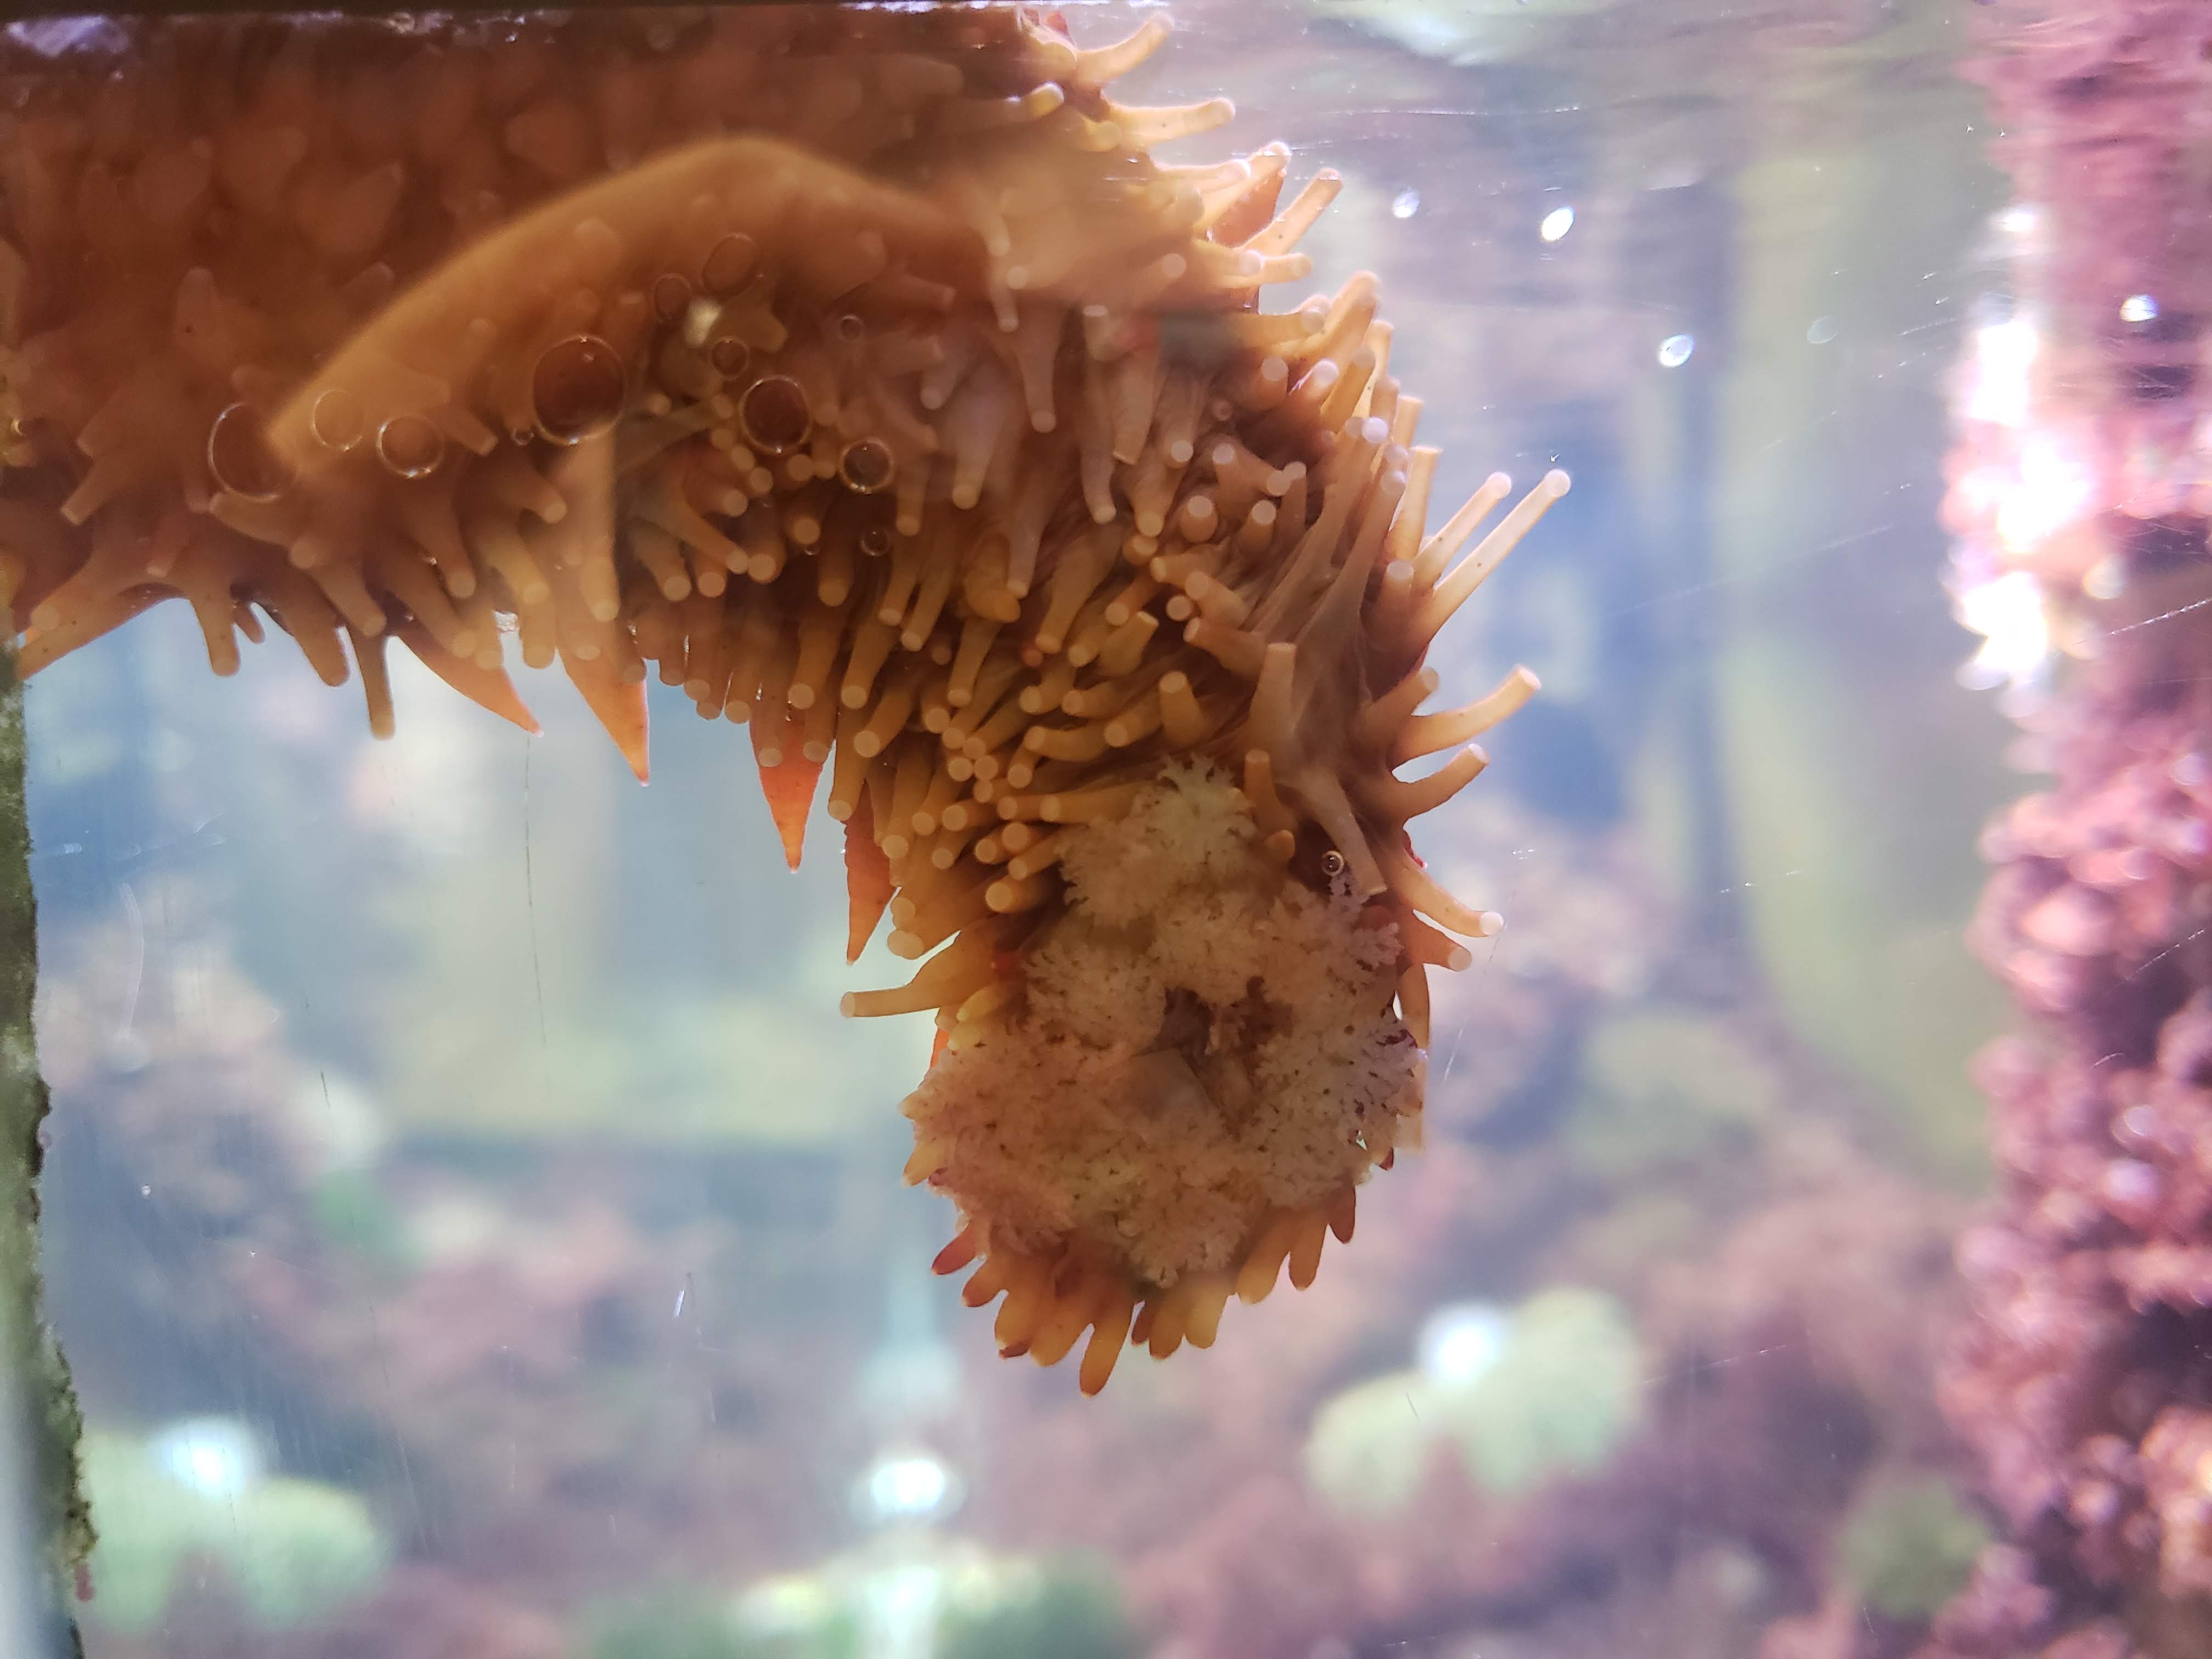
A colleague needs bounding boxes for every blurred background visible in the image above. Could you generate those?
[13,1,2061,1655]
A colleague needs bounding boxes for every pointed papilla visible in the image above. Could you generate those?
[843,792,893,961]
[393,618,540,733]
[751,704,821,870]
[563,651,648,781]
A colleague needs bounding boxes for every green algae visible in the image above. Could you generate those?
[1836,1474,1990,1621]
[936,1561,1138,1659]
[1305,1287,1644,1518]
[0,642,91,1655]
[76,1429,389,1634]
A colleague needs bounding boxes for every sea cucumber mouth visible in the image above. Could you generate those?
[0,5,1566,1388]
[899,764,1418,1393]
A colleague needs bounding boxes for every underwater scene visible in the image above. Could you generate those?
[3,0,2208,1655]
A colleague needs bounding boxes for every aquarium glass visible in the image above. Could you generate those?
[8,3,2208,1657]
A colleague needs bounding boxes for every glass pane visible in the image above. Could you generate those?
[4,3,2199,1658]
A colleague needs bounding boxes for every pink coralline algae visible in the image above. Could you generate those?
[1933,5,2212,1655]
[1960,1,2212,534]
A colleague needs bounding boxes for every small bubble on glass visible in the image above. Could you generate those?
[309,388,366,452]
[1539,205,1575,242]
[738,374,812,454]
[1657,333,1695,368]
[709,337,750,378]
[532,334,627,445]
[2120,294,2159,324]
[839,436,896,494]
[1806,316,1839,345]
[205,403,291,501]
[375,413,447,478]
[651,272,693,323]
[702,232,759,298]
[1391,189,1420,219]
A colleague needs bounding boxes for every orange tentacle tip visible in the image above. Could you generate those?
[753,724,823,868]
[945,1190,1361,1391]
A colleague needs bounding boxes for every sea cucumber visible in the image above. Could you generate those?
[0,5,1566,1391]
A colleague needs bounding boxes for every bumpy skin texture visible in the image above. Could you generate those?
[0,6,1562,1390]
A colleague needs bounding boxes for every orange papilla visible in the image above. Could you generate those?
[842,795,893,964]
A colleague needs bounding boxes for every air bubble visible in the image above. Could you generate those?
[2121,294,2160,324]
[702,232,760,297]
[1657,333,1695,368]
[709,337,750,378]
[1806,316,1839,346]
[309,388,366,452]
[1539,205,1575,242]
[376,413,447,478]
[1391,189,1420,219]
[651,272,693,323]
[839,436,895,494]
[205,403,291,501]
[836,313,866,342]
[859,524,892,557]
[532,334,627,445]
[739,374,812,454]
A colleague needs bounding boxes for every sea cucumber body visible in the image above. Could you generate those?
[0,6,1562,1388]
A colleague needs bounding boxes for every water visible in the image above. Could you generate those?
[7,2,2192,1656]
